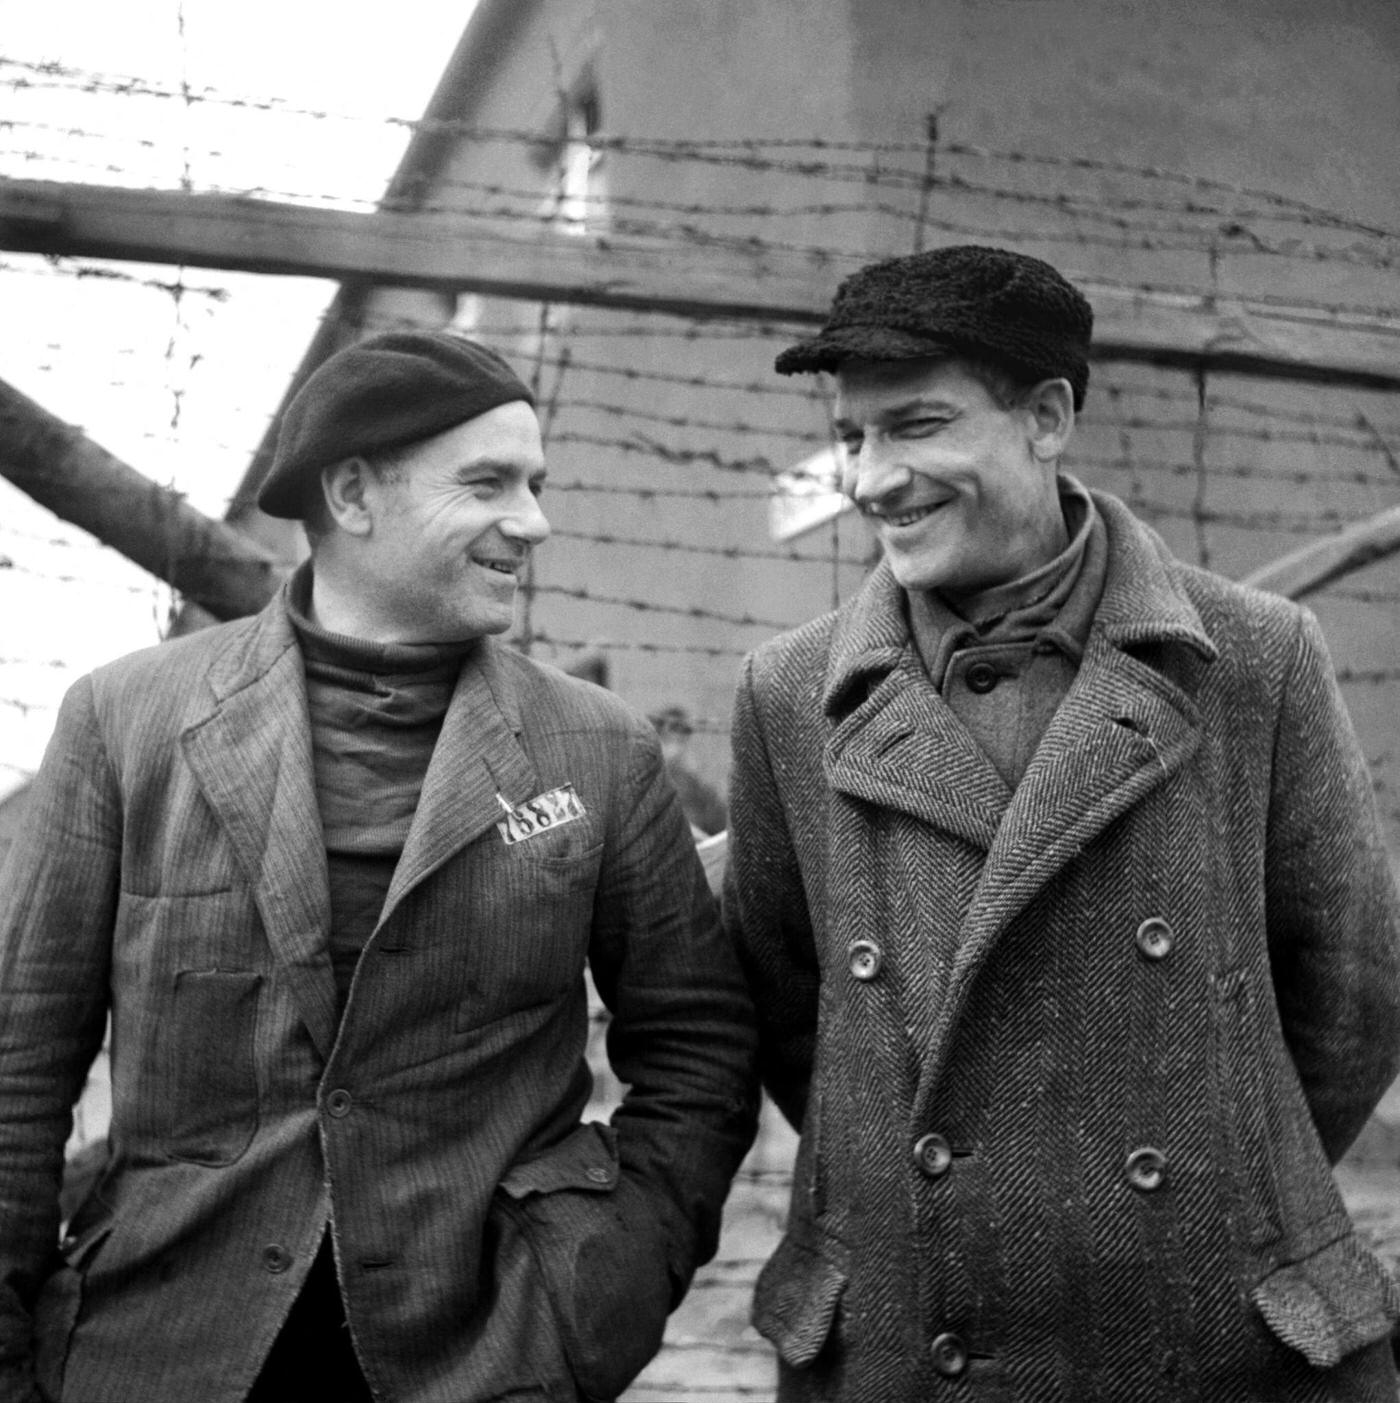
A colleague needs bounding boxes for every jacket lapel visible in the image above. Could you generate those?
[378,638,540,929]
[822,562,1010,850]
[181,593,338,1059]
[965,630,1205,940]
[910,491,1220,1106]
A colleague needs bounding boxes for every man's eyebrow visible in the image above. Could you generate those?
[453,457,543,478]
[833,396,958,430]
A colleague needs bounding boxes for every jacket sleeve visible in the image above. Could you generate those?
[0,677,118,1402]
[587,725,759,1299]
[721,653,820,1133]
[1265,608,1400,1163]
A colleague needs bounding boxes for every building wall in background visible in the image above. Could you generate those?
[375,0,1400,845]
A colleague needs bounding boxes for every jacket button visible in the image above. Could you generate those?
[1135,917,1174,960]
[930,1331,969,1378]
[326,1089,353,1118]
[1125,1146,1167,1192]
[262,1244,293,1274]
[848,940,883,981]
[964,662,999,694]
[585,1166,611,1185]
[913,1132,953,1179]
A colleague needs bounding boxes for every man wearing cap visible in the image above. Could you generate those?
[723,245,1400,1399]
[0,331,757,1403]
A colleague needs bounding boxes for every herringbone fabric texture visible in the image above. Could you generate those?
[725,489,1400,1401]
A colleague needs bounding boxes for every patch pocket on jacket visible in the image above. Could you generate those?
[457,844,603,1019]
[753,1231,847,1368]
[1252,1232,1400,1368]
[496,1122,673,1402]
[166,969,261,1165]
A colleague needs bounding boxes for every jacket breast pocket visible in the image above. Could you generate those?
[165,969,262,1164]
[455,843,603,1027]
[492,1121,674,1403]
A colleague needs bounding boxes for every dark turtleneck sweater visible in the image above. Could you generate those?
[286,566,474,1013]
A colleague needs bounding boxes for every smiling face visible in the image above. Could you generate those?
[316,400,549,643]
[833,357,1072,598]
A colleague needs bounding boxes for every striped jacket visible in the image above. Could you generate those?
[725,490,1400,1401]
[0,586,757,1403]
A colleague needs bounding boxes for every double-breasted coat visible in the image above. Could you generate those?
[0,587,757,1403]
[724,490,1400,1400]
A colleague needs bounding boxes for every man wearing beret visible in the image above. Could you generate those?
[0,331,758,1402]
[723,244,1400,1399]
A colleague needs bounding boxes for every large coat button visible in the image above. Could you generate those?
[1125,1146,1168,1192]
[965,662,999,694]
[262,1244,293,1273]
[848,940,884,981]
[326,1088,354,1117]
[913,1132,953,1179]
[1135,917,1174,960]
[930,1331,969,1377]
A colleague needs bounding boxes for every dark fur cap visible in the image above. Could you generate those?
[775,244,1093,408]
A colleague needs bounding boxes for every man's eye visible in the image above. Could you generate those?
[897,418,946,436]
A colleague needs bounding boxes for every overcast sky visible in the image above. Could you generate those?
[0,0,478,795]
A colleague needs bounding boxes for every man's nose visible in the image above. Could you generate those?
[502,487,551,545]
[845,442,912,511]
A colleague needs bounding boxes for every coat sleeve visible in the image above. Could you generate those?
[586,724,759,1299]
[721,652,821,1133]
[0,677,118,1402]
[1265,607,1400,1163]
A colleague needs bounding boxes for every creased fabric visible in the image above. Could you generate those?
[725,488,1400,1401]
[0,584,758,1403]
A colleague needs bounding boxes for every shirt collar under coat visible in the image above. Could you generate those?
[821,479,1219,721]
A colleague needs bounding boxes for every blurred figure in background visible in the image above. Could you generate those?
[650,705,728,838]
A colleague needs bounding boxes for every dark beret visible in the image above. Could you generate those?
[257,330,536,519]
[775,244,1094,409]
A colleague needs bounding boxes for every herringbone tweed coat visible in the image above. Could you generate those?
[0,586,757,1403]
[724,490,1400,1401]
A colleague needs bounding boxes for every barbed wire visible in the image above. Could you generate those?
[0,254,232,301]
[8,138,1400,297]
[0,655,71,669]
[14,121,1395,273]
[532,584,788,632]
[547,527,863,568]
[3,57,1399,843]
[530,631,752,661]
[1336,668,1400,685]
[4,57,1396,238]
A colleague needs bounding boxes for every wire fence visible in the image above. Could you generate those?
[3,50,1400,1401]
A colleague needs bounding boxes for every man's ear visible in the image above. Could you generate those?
[319,457,375,538]
[1025,378,1075,463]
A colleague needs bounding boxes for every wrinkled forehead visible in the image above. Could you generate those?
[832,355,983,420]
[392,399,547,480]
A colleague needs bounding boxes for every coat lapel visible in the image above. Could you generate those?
[822,561,1010,851]
[378,638,540,929]
[910,491,1220,1107]
[181,594,338,1059]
